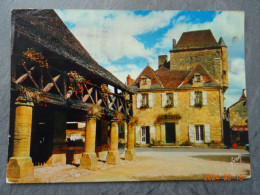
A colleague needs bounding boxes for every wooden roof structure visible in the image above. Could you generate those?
[11,9,132,114]
[12,9,130,92]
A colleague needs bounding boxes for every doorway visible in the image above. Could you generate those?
[141,126,150,144]
[165,123,175,143]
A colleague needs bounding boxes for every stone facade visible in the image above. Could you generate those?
[130,30,228,147]
[133,89,223,145]
[227,89,248,146]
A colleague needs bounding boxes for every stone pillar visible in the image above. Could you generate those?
[125,124,136,161]
[7,97,34,183]
[106,121,120,164]
[80,117,97,170]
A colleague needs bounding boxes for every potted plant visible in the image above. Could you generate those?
[231,134,239,149]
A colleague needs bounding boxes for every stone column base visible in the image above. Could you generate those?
[80,153,97,170]
[125,149,136,161]
[6,157,34,183]
[106,151,120,164]
[46,154,66,166]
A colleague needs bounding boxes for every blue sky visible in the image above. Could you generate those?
[55,10,245,107]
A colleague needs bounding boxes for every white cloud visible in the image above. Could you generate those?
[225,58,246,107]
[55,10,178,64]
[55,10,245,107]
[105,64,143,84]
[154,11,244,54]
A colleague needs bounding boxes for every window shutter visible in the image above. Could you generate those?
[162,93,166,107]
[174,92,178,107]
[137,93,142,108]
[190,91,195,106]
[135,126,141,144]
[203,91,207,105]
[204,124,210,143]
[150,125,155,143]
[149,93,153,108]
[189,125,195,143]
[175,123,180,140]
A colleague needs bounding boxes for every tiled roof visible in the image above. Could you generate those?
[155,66,190,88]
[132,65,163,87]
[228,89,247,109]
[182,63,215,85]
[132,64,218,89]
[174,30,220,49]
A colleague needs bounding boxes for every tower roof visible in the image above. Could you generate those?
[218,37,227,47]
[173,30,220,50]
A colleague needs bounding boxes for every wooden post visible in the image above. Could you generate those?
[7,96,34,183]
[80,116,98,170]
[106,121,120,164]
[125,123,136,161]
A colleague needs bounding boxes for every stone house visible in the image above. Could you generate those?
[129,30,228,146]
[227,89,248,146]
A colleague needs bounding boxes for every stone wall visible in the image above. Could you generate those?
[133,88,223,145]
[229,100,248,127]
[170,48,223,85]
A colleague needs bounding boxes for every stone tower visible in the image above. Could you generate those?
[169,30,229,91]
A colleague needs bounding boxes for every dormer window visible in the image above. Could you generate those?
[192,72,204,87]
[140,76,151,89]
[141,78,147,85]
[194,73,202,82]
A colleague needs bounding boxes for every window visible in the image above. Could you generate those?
[189,124,210,143]
[195,91,202,106]
[195,125,204,143]
[141,94,148,107]
[162,92,177,108]
[137,93,153,108]
[141,78,147,85]
[166,93,173,106]
[195,75,201,82]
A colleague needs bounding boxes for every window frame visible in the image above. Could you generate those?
[195,125,204,143]
[141,93,149,108]
[194,91,202,106]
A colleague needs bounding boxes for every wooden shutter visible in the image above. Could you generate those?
[175,123,180,141]
[203,91,207,105]
[189,125,195,143]
[174,92,178,107]
[150,125,155,143]
[149,93,153,108]
[135,126,141,144]
[137,93,142,108]
[162,93,166,107]
[190,91,195,106]
[204,124,210,143]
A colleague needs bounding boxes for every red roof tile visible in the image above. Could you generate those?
[176,30,219,48]
[132,63,216,89]
[132,65,163,87]
[182,63,215,85]
[155,66,190,88]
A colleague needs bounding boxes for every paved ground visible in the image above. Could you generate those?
[34,148,251,183]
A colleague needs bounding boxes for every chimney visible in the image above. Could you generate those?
[172,39,176,48]
[158,55,168,68]
[126,74,132,86]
